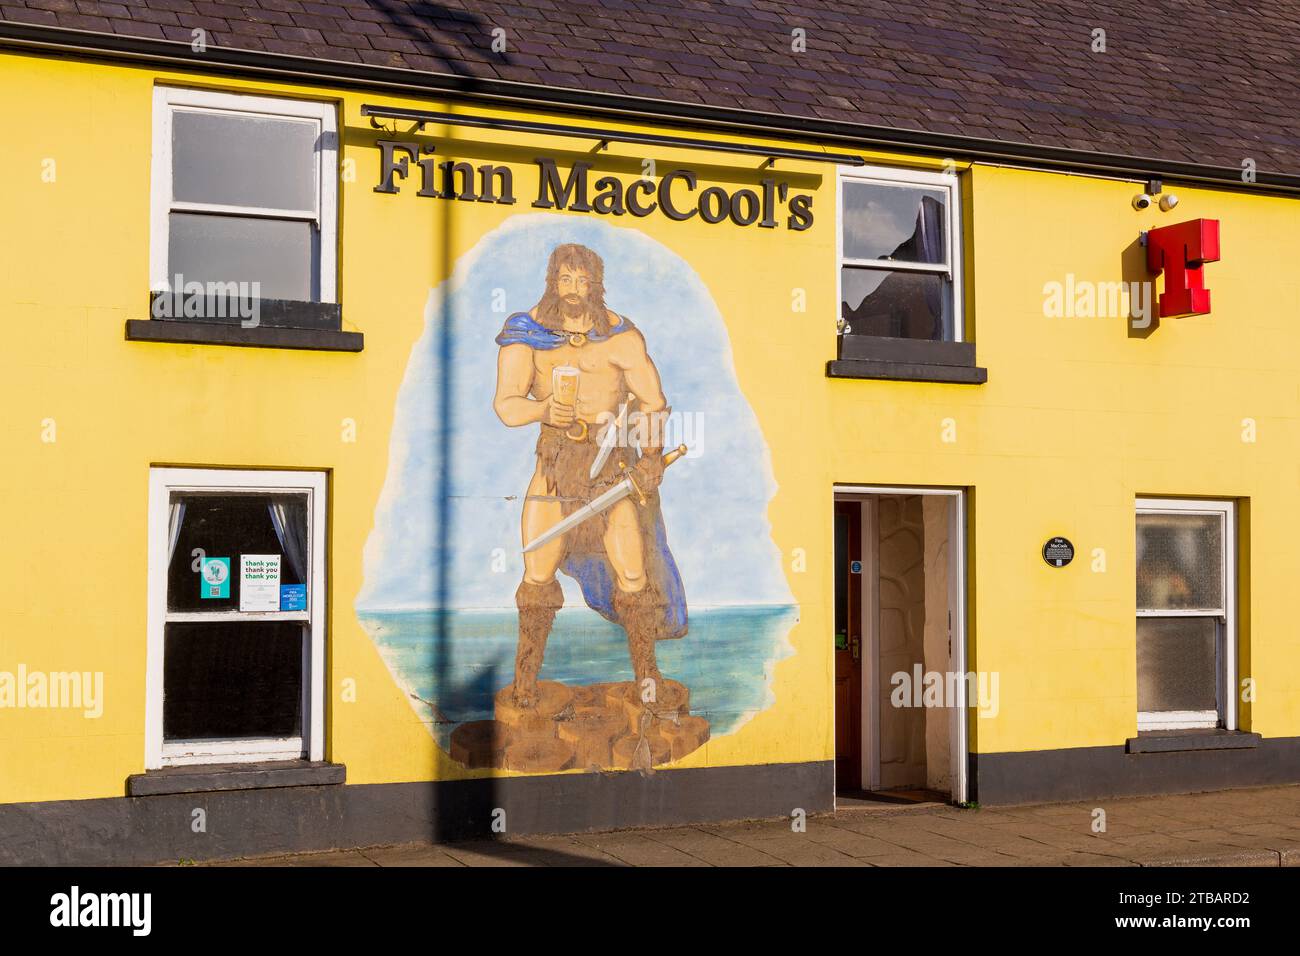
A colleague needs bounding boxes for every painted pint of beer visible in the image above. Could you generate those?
[551,365,580,407]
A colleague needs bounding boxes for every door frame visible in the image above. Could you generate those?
[833,493,877,792]
[833,485,970,805]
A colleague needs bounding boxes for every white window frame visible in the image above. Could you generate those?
[1135,497,1236,732]
[145,468,327,769]
[149,86,338,302]
[836,164,963,342]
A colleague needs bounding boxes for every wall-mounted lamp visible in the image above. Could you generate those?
[1135,178,1180,212]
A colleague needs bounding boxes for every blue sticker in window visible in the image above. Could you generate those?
[201,557,230,599]
[280,584,307,611]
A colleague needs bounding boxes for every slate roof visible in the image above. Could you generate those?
[3,0,1299,177]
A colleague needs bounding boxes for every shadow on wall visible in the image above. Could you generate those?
[1123,234,1159,339]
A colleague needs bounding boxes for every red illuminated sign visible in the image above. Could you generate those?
[1146,218,1221,318]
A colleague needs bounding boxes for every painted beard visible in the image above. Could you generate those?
[560,293,587,320]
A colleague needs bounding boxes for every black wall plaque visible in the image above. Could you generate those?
[1043,536,1075,568]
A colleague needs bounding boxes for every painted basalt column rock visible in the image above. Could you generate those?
[449,678,709,773]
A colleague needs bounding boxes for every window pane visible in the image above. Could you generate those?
[1136,617,1217,714]
[172,109,319,211]
[163,620,304,740]
[842,181,947,263]
[168,212,315,302]
[1136,512,1224,610]
[167,493,308,612]
[841,267,952,341]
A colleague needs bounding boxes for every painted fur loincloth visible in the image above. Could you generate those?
[532,425,688,640]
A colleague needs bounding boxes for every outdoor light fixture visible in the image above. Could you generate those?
[1137,178,1180,212]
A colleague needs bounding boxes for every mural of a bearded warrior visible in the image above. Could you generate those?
[486,240,712,770]
[359,219,796,775]
[492,243,689,722]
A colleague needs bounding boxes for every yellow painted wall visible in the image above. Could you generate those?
[1,49,1296,806]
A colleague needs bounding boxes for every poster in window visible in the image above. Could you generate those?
[200,556,230,599]
[279,583,306,612]
[239,554,281,612]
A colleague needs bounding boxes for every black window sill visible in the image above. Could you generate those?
[127,319,363,352]
[128,295,362,351]
[1126,729,1261,754]
[126,760,346,797]
[827,334,986,384]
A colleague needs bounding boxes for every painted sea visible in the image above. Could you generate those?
[359,604,798,750]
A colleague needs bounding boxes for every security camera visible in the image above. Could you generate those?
[1159,193,1179,211]
[1133,193,1153,210]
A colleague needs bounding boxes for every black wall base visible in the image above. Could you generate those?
[971,735,1300,805]
[9,739,1297,865]
[0,760,834,866]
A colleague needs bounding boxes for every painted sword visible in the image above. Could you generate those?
[589,395,632,480]
[523,444,689,554]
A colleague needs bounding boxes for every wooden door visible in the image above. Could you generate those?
[834,500,864,792]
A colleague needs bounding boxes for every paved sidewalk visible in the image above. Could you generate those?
[204,784,1300,867]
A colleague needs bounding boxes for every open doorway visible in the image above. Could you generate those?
[834,487,968,806]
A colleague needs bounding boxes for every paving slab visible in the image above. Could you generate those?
[867,854,957,867]
[1232,822,1300,838]
[438,842,549,867]
[697,823,881,865]
[801,825,907,859]
[357,843,467,867]
[738,839,872,867]
[638,826,786,866]
[241,849,378,867]
[916,821,1036,848]
[928,845,1033,866]
[449,836,626,867]
[985,823,1109,852]
[870,827,981,856]
[566,831,712,867]
[1141,846,1280,867]
[1056,851,1140,867]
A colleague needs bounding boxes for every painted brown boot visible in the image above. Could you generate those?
[513,578,563,708]
[613,586,664,702]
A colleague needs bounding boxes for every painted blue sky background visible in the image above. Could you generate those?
[356,213,793,612]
